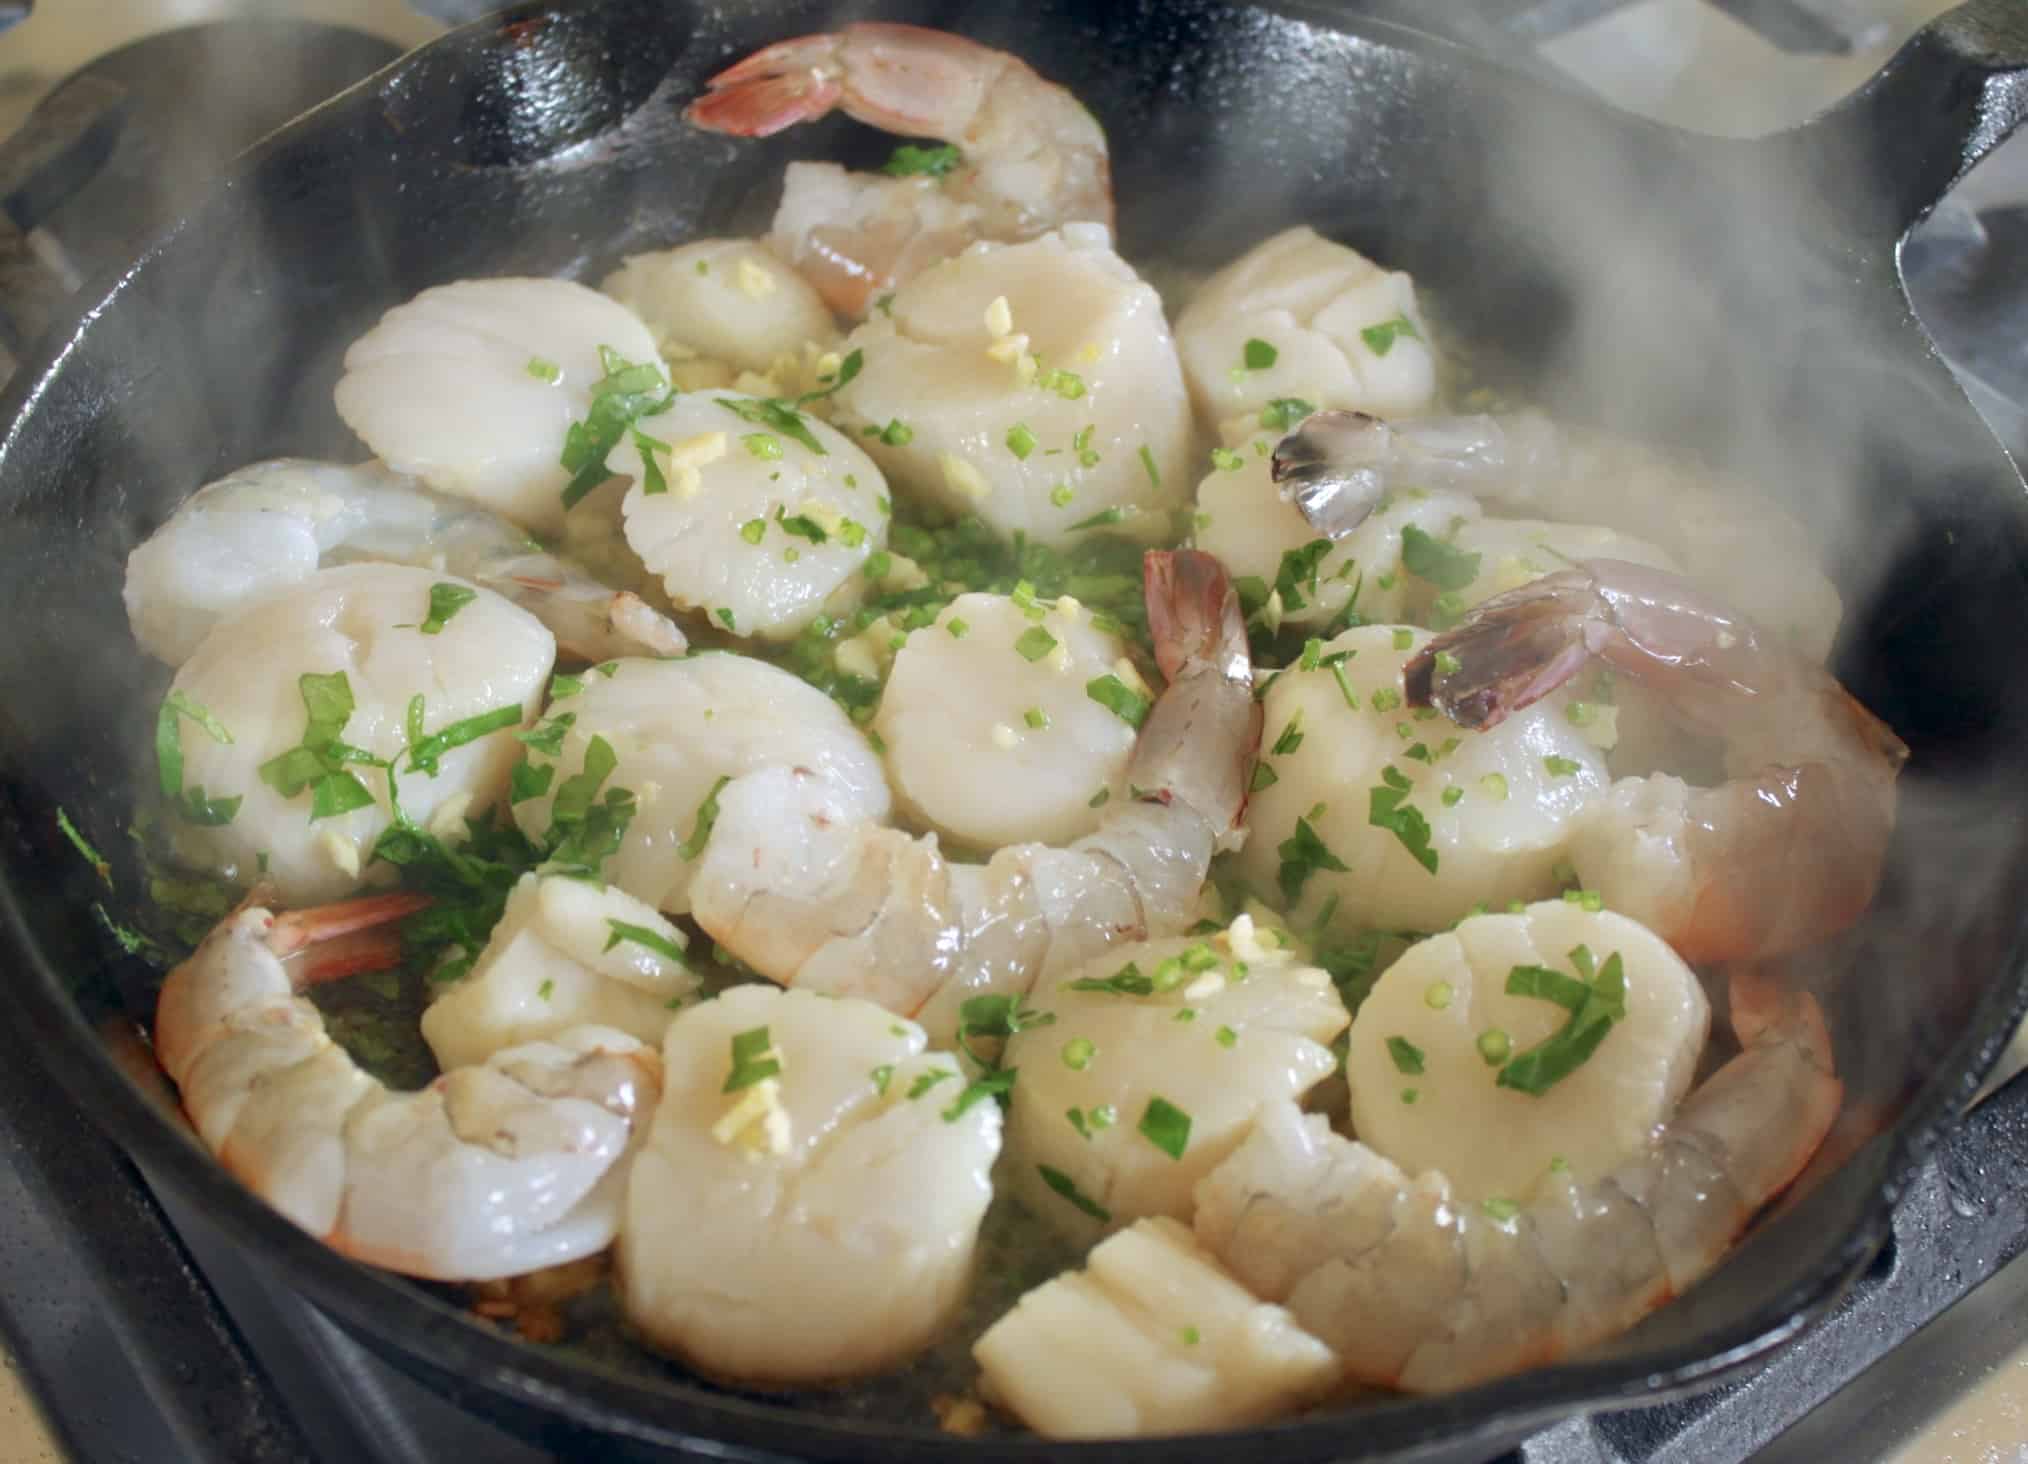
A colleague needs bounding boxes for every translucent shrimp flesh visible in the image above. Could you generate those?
[686,548,1262,1042]
[1405,558,1908,962]
[686,23,1112,317]
[124,457,685,667]
[1194,962,1840,1393]
[153,893,662,1282]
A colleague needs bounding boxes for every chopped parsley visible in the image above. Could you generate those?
[677,775,731,861]
[1038,367,1086,400]
[403,698,522,777]
[1015,626,1059,662]
[871,1063,895,1096]
[954,993,1055,1071]
[419,582,478,635]
[155,690,242,826]
[602,919,687,964]
[1062,1036,1097,1070]
[1276,815,1349,902]
[1477,1028,1511,1065]
[1386,1035,1426,1074]
[1271,712,1305,756]
[882,141,962,177]
[515,712,576,758]
[256,672,380,822]
[1497,946,1627,1096]
[560,348,675,509]
[1024,706,1050,730]
[1006,422,1038,460]
[1400,524,1480,592]
[943,1067,1016,1122]
[1369,764,1439,874]
[718,396,825,456]
[1038,1164,1110,1222]
[1249,761,1280,792]
[1137,1096,1192,1160]
[1543,754,1583,778]
[56,809,112,887]
[775,506,828,543]
[1085,674,1150,728]
[743,432,784,460]
[907,1068,956,1100]
[511,754,556,803]
[722,1026,781,1093]
[1258,397,1316,433]
[1068,505,1132,531]
[1243,338,1278,370]
[1360,313,1422,357]
[525,356,560,382]
[1215,1025,1238,1049]
[1067,961,1154,997]
[1210,447,1244,472]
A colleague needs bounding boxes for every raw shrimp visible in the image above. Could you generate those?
[687,24,1112,317]
[873,590,1139,849]
[334,278,664,536]
[832,226,1193,547]
[1238,624,1606,939]
[419,873,700,1071]
[600,239,840,380]
[1405,559,1908,962]
[163,563,554,903]
[618,985,999,1386]
[973,1217,1341,1438]
[687,549,1261,1042]
[614,392,888,642]
[1004,931,1347,1242]
[154,893,662,1281]
[123,458,686,667]
[1175,227,1438,435]
[509,654,891,918]
[1275,408,1843,663]
[1193,963,1840,1393]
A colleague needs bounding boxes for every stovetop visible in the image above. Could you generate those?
[2,3,2027,1461]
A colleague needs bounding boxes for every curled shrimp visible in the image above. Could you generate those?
[686,548,1261,1038]
[1404,559,1908,963]
[1194,964,1840,1394]
[124,458,686,667]
[153,891,662,1282]
[1271,409,1843,664]
[687,24,1112,316]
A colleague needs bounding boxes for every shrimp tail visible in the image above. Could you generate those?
[686,40,847,137]
[1403,571,1596,730]
[1135,549,1261,844]
[1270,410,1391,540]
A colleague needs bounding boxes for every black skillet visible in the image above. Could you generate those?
[1,1,2027,1460]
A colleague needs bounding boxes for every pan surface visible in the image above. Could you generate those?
[1,1,2027,1459]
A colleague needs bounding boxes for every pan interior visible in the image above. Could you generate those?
[0,0,2025,1452]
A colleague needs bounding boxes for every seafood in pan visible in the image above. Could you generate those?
[95,20,1907,1443]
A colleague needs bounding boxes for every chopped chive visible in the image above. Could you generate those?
[1477,1028,1512,1065]
[1006,422,1038,460]
[603,919,687,964]
[723,1026,780,1092]
[1015,626,1059,662]
[1543,755,1582,778]
[740,518,766,545]
[1085,675,1150,728]
[1137,1096,1192,1160]
[1386,1036,1426,1074]
[1038,1164,1110,1222]
[1062,1037,1097,1070]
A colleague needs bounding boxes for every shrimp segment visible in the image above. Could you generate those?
[688,24,1111,316]
[1405,559,1907,962]
[155,894,661,1281]
[1194,966,1840,1393]
[124,458,684,667]
[688,549,1260,1038]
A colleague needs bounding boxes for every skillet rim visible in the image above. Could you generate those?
[2,1,2027,1457]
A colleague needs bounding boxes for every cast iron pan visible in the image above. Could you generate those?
[1,1,2027,1459]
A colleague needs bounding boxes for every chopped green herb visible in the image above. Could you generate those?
[1399,524,1481,592]
[56,809,112,887]
[1085,674,1151,729]
[1138,443,1161,488]
[1015,626,1059,662]
[1401,1086,1421,1105]
[1138,1096,1192,1160]
[560,349,675,509]
[1482,1196,1521,1223]
[1067,961,1154,997]
[603,919,687,964]
[743,432,784,460]
[716,607,737,631]
[1068,506,1131,531]
[723,1026,781,1093]
[1386,1035,1426,1074]
[1249,761,1280,792]
[1477,1028,1512,1064]
[515,712,576,758]
[1543,754,1582,778]
[1258,397,1316,433]
[1006,422,1038,460]
[1088,787,1110,808]
[1370,687,1403,713]
[1276,815,1349,903]
[1441,785,1465,807]
[740,517,766,545]
[1360,313,1422,357]
[1480,772,1509,801]
[1271,712,1305,756]
[1243,338,1279,370]
[155,690,243,826]
[1049,483,1075,508]
[943,1067,1017,1121]
[882,141,962,177]
[1037,1164,1110,1222]
[946,617,970,639]
[418,582,479,635]
[1425,980,1454,1010]
[1215,1025,1238,1049]
[1073,424,1101,467]
[525,356,561,382]
[1039,367,1086,400]
[871,1064,895,1096]
[1061,1036,1097,1070]
[1497,950,1627,1097]
[677,775,731,861]
[1210,446,1244,472]
[907,1068,956,1100]
[717,395,826,456]
[404,699,521,777]
[509,760,555,804]
[775,506,828,543]
[1369,763,1439,875]
[1024,706,1050,730]
[1435,650,1464,677]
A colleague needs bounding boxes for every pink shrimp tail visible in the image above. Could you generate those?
[1145,548,1248,686]
[269,890,431,986]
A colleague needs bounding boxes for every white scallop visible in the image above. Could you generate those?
[1195,435,1481,627]
[509,655,889,916]
[166,564,553,903]
[833,225,1193,547]
[1005,935,1347,1243]
[1237,625,1605,937]
[615,393,887,642]
[1343,901,1710,1205]
[618,985,1000,1386]
[1176,226,1438,429]
[334,277,661,536]
[874,592,1136,849]
[973,1217,1341,1438]
[419,873,699,1071]
[601,238,840,373]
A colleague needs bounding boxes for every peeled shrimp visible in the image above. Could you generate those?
[1238,623,1606,939]
[1406,558,1907,962]
[1194,963,1840,1393]
[509,654,890,918]
[618,985,1000,1386]
[687,549,1261,1043]
[687,23,1111,316]
[833,226,1193,547]
[419,872,699,1071]
[1004,931,1347,1242]
[615,392,889,641]
[1175,227,1438,437]
[154,893,662,1281]
[163,563,554,903]
[873,590,1138,848]
[123,457,685,667]
[1276,408,1843,663]
[600,239,840,378]
[334,277,663,536]
[973,1217,1340,1438]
